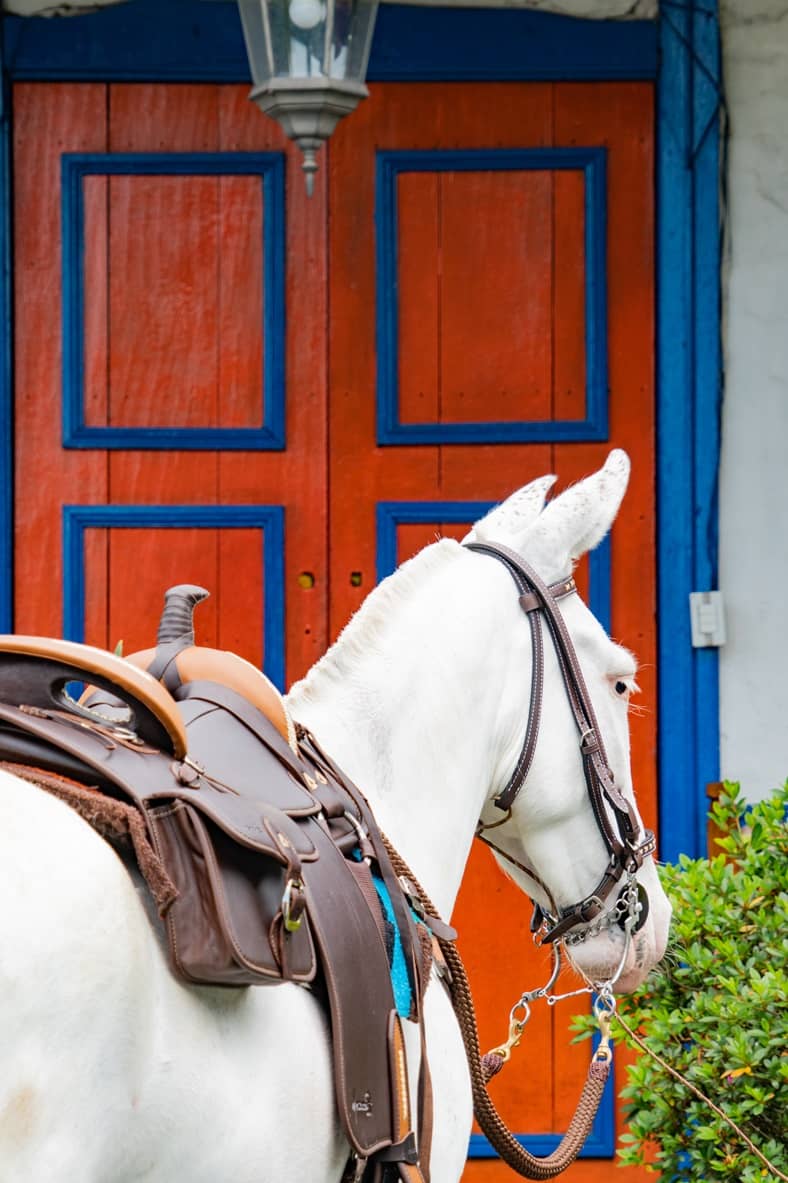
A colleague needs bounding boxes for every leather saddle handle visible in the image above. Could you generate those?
[0,635,188,758]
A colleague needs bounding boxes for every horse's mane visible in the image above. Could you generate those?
[288,538,463,703]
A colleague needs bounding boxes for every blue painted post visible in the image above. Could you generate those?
[657,1,722,861]
[691,1,723,846]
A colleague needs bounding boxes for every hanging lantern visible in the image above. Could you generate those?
[238,0,380,195]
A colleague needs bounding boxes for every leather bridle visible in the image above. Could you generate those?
[465,541,656,946]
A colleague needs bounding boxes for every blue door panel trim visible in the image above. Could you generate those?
[62,504,285,689]
[61,151,286,452]
[3,2,657,84]
[376,148,608,447]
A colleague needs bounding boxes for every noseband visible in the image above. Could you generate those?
[465,541,656,945]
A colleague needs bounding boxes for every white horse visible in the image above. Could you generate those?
[0,450,670,1183]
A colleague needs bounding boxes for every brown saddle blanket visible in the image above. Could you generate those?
[0,623,437,1179]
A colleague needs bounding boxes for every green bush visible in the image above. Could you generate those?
[573,781,788,1180]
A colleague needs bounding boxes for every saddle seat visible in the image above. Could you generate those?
[124,644,297,752]
[0,633,297,760]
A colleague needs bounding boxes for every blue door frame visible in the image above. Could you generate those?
[0,0,721,863]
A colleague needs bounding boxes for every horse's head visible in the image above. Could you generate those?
[466,450,671,993]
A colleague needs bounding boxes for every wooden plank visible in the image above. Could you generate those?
[105,85,221,644]
[217,84,329,686]
[395,521,467,560]
[217,174,264,429]
[108,172,221,428]
[440,168,552,425]
[107,526,219,656]
[83,173,109,427]
[456,844,555,1134]
[13,83,109,637]
[435,83,553,500]
[553,82,656,835]
[328,84,443,641]
[99,525,266,666]
[397,172,440,426]
[218,527,264,667]
[552,169,586,422]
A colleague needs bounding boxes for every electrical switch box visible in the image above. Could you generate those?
[689,591,726,648]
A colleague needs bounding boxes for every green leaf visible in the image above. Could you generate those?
[613,780,788,1181]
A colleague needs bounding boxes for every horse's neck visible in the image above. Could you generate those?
[287,546,520,920]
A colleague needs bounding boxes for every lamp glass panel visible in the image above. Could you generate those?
[238,0,275,86]
[331,0,377,80]
[239,0,378,83]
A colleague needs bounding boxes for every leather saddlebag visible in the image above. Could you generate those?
[147,796,318,987]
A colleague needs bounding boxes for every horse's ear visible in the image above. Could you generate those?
[526,449,631,568]
[464,474,557,546]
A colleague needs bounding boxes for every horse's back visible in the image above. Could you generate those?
[0,771,347,1182]
[0,770,159,1178]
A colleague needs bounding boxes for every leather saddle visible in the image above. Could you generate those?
[0,586,438,1182]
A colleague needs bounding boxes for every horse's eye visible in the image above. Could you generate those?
[614,680,629,696]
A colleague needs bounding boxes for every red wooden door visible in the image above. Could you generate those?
[13,78,655,1181]
[14,82,328,686]
[328,83,656,1182]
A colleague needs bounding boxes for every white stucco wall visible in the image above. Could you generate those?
[718,0,788,799]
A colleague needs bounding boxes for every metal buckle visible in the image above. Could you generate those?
[578,894,605,922]
[281,877,306,933]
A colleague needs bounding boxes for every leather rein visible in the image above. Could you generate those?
[465,542,656,946]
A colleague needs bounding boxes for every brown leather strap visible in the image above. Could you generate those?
[298,725,435,1179]
[416,1012,433,1182]
[464,542,652,942]
[486,571,574,811]
[145,638,187,694]
[466,541,628,825]
[382,836,609,1179]
[297,725,421,1007]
